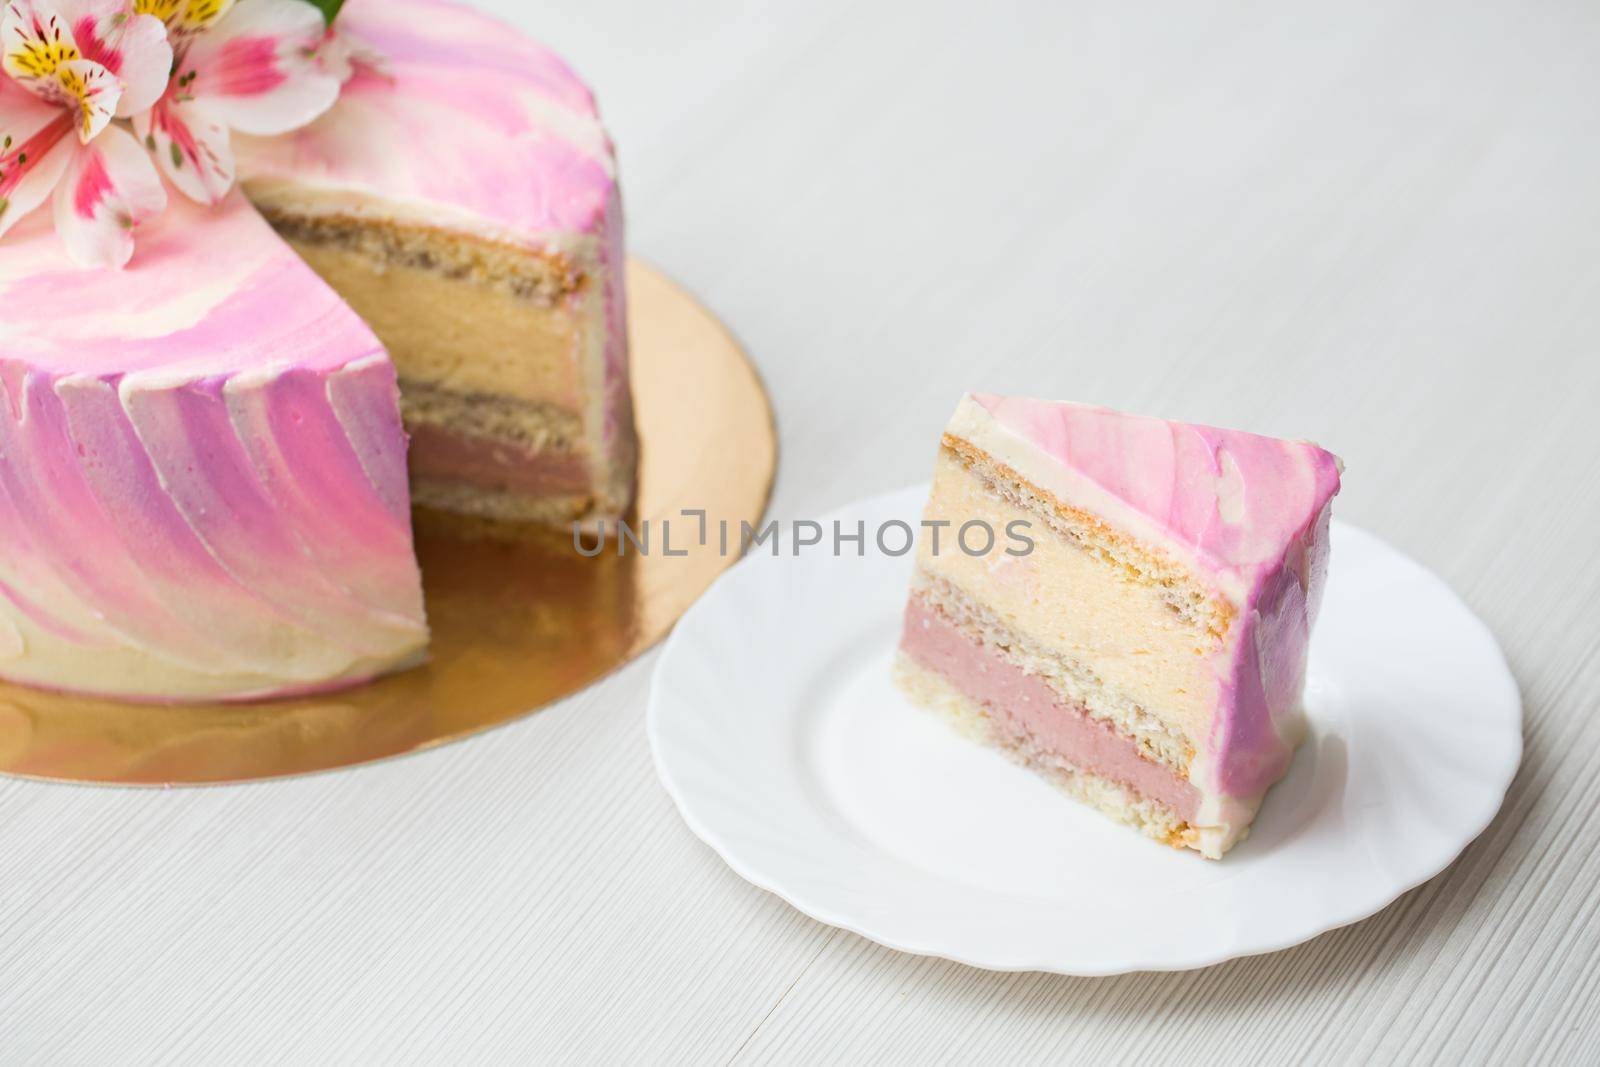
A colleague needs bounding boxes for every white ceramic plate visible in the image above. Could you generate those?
[648,485,1522,974]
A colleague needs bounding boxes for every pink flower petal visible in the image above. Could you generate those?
[53,0,174,115]
[51,121,165,267]
[132,93,234,203]
[182,0,338,136]
[0,76,75,235]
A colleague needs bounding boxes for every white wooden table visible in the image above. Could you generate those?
[4,1,1596,1062]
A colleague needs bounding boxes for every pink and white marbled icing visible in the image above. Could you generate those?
[0,197,427,701]
[948,394,1341,855]
[240,0,617,240]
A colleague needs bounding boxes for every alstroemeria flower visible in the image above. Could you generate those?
[0,0,170,266]
[134,0,339,204]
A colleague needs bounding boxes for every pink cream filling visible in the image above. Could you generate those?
[900,597,1201,821]
[407,424,591,496]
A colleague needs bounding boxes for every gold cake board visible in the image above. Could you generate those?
[0,260,777,785]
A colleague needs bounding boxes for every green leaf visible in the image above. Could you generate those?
[307,0,345,25]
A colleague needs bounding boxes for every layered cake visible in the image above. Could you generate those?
[896,395,1341,858]
[0,0,631,701]
[237,0,633,527]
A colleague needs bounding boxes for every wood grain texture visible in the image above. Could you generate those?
[3,0,1597,1062]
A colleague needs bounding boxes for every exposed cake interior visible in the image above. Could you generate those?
[903,445,1214,851]
[227,0,638,532]
[895,656,1203,851]
[898,602,1192,802]
[897,394,1340,859]
[246,187,633,529]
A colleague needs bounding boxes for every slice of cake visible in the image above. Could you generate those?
[896,394,1341,858]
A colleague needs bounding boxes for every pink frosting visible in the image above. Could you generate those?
[950,394,1340,820]
[969,394,1341,592]
[901,597,1202,821]
[0,197,425,700]
[236,0,618,239]
[407,423,590,494]
[0,196,384,376]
